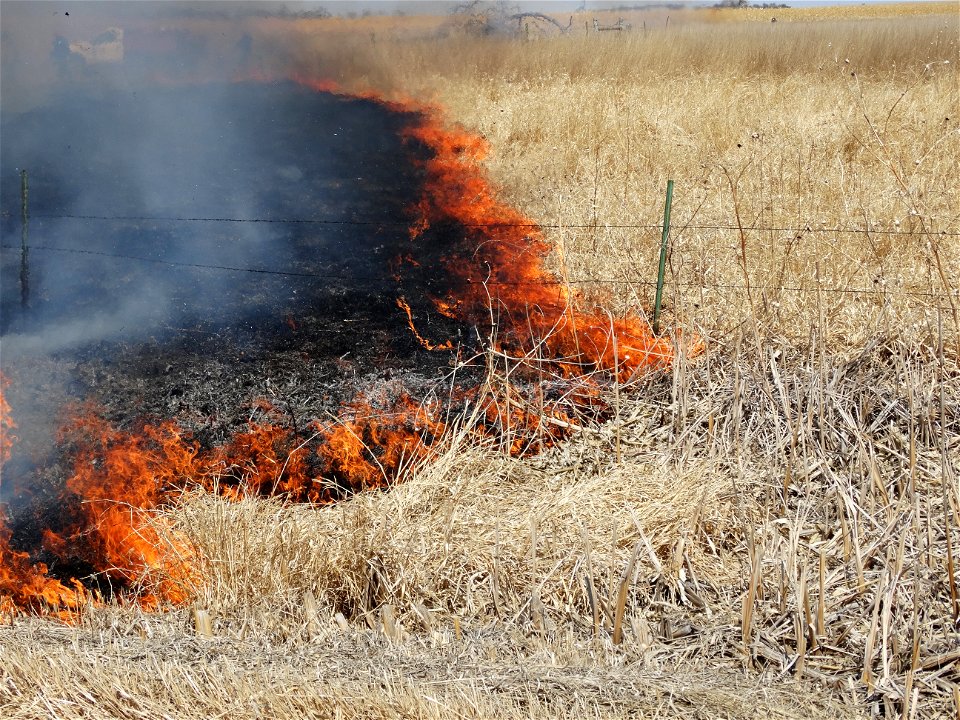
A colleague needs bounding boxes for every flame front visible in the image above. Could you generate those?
[399,116,677,381]
[46,411,201,606]
[0,384,82,616]
[0,392,446,614]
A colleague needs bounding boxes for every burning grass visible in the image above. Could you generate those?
[151,336,960,718]
[1,4,959,719]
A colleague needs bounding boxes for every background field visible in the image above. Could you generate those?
[2,3,959,719]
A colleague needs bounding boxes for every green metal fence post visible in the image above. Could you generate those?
[652,179,673,335]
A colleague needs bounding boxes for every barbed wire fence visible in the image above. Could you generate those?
[2,209,958,311]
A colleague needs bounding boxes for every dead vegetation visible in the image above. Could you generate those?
[1,3,959,719]
[0,614,849,719]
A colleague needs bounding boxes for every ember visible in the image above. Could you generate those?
[0,75,684,615]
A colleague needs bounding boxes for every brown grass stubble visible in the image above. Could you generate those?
[2,9,959,720]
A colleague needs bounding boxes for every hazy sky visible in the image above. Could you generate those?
[258,0,957,11]
[3,0,947,21]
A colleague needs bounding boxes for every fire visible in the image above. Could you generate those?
[0,372,16,474]
[1,76,696,616]
[47,411,201,605]
[0,385,83,616]
[286,72,687,378]
[398,114,677,381]
[317,394,446,492]
[0,514,84,615]
[397,297,454,351]
[0,392,448,613]
[214,421,312,500]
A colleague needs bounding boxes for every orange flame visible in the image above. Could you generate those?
[0,510,84,616]
[0,390,450,613]
[268,75,687,377]
[49,410,200,605]
[317,393,445,492]
[0,372,16,474]
[1,379,83,616]
[399,116,676,381]
[396,297,454,351]
[213,419,315,501]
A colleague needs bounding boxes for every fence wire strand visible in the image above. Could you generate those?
[2,240,957,308]
[5,210,957,237]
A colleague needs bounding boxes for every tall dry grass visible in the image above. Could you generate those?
[2,7,959,720]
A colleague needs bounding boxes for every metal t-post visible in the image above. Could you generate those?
[652,179,673,335]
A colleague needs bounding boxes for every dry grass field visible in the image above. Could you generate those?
[2,3,959,719]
